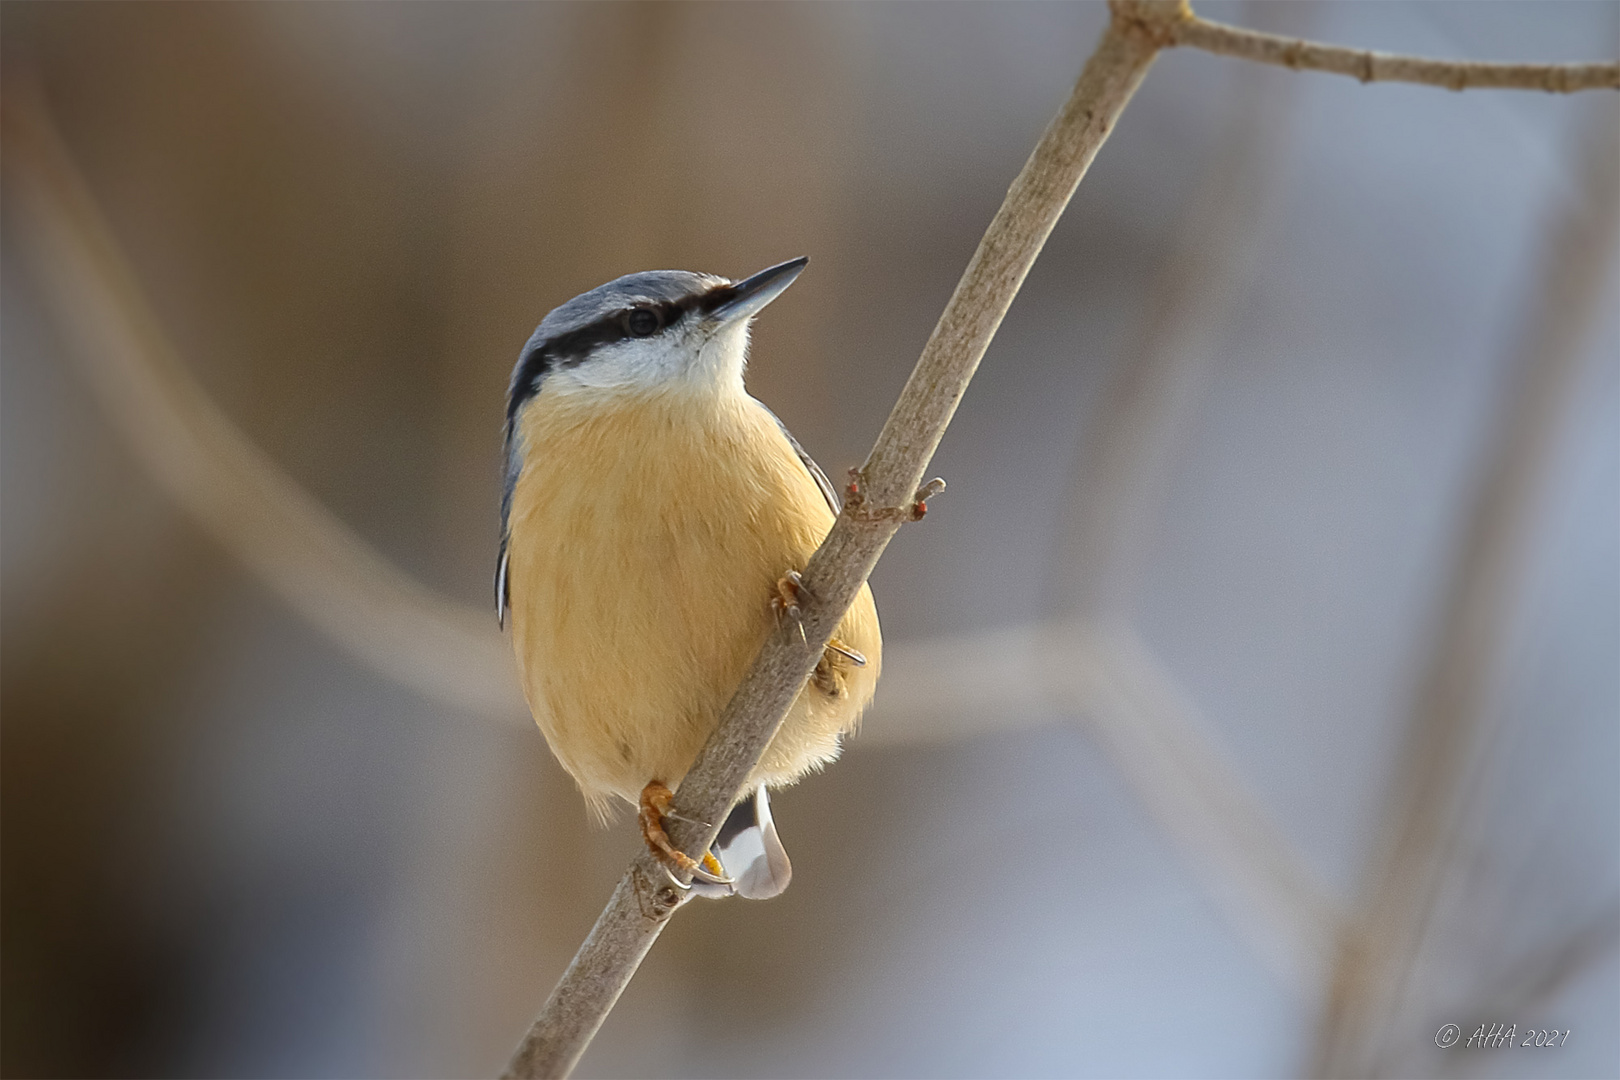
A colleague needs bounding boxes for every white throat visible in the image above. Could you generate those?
[544,319,751,399]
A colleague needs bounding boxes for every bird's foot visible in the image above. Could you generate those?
[826,637,867,667]
[813,637,867,697]
[774,575,866,691]
[772,570,808,623]
[639,781,732,889]
[772,570,812,646]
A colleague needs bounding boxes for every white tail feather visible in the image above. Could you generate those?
[693,784,792,900]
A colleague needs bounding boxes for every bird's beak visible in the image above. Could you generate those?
[706,256,809,324]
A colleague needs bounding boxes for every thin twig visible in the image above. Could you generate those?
[1309,115,1620,1080]
[877,10,1346,993]
[1160,10,1620,92]
[1,86,524,721]
[499,3,1180,1076]
[9,1,1607,1072]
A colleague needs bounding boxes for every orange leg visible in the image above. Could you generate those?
[639,781,730,885]
[639,781,699,874]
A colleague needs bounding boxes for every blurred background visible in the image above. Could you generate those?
[3,2,1616,1077]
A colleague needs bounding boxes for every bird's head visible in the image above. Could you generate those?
[506,256,807,422]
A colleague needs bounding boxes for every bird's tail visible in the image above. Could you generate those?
[692,784,792,900]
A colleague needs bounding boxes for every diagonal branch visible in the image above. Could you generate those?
[498,3,1182,1076]
[1154,9,1620,92]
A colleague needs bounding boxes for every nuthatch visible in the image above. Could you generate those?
[498,258,880,899]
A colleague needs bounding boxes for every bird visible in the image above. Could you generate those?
[498,257,881,899]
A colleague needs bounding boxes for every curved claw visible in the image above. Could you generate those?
[640,780,735,890]
[772,570,808,623]
[826,638,867,666]
[663,809,713,829]
[689,858,734,887]
[660,855,733,890]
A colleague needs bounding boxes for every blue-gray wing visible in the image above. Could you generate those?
[763,405,841,514]
[496,421,523,627]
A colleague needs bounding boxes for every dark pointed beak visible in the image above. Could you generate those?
[706,256,809,324]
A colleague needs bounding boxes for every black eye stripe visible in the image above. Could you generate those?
[552,299,683,363]
[506,292,726,431]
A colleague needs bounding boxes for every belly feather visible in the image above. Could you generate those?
[506,391,878,812]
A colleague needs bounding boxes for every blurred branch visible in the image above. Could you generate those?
[1,84,525,721]
[1158,7,1620,92]
[501,4,1180,1076]
[1474,899,1620,1021]
[3,0,1607,1071]
[1047,6,1345,993]
[864,620,1346,995]
[1056,0,1303,619]
[1309,115,1620,1080]
[1070,625,1346,994]
[1379,897,1619,1077]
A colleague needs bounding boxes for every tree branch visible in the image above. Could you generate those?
[1158,10,1620,92]
[860,620,1346,995]
[1055,0,1305,619]
[500,3,1179,1076]
[5,4,1613,1072]
[1309,111,1620,1080]
[1,83,524,721]
[1469,899,1620,1028]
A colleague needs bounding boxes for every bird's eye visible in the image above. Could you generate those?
[626,308,660,337]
